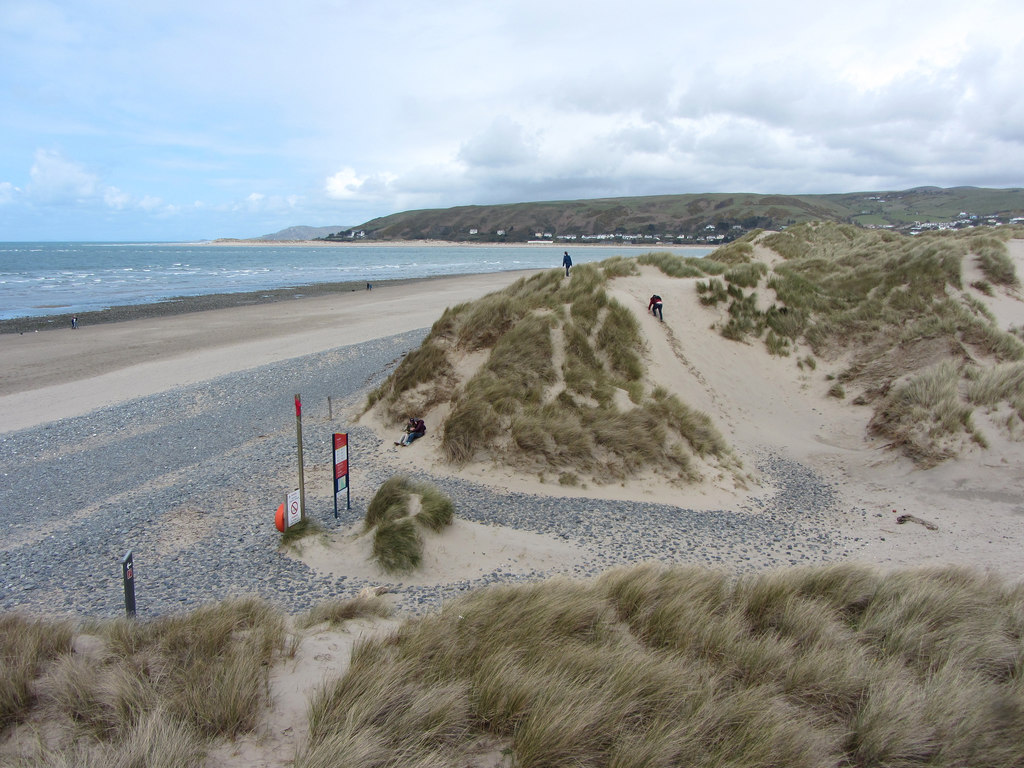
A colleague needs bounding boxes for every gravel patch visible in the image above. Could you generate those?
[0,329,867,620]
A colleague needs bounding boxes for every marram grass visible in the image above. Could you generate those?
[1,597,285,766]
[4,564,1023,767]
[295,563,1024,768]
[365,476,455,574]
[711,224,1024,464]
[366,256,732,484]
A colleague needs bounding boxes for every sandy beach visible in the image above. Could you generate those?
[0,271,537,432]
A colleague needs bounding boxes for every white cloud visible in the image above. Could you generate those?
[324,168,365,200]
[28,149,98,204]
[230,191,304,215]
[0,182,18,205]
[103,186,131,209]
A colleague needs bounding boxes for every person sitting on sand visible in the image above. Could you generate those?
[396,417,426,446]
[648,294,663,320]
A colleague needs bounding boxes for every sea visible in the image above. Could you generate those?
[0,241,713,321]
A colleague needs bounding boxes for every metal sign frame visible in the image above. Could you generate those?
[333,432,351,518]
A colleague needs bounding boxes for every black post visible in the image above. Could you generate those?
[121,550,136,618]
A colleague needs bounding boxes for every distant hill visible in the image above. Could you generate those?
[256,225,350,241]
[329,186,1024,243]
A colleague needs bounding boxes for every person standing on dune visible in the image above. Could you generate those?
[562,251,573,277]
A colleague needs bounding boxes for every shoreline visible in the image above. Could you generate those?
[0,269,541,432]
[0,272,514,335]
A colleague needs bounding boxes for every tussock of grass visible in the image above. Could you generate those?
[868,361,979,466]
[595,302,643,380]
[365,477,455,574]
[599,255,638,278]
[1,598,286,765]
[0,614,73,730]
[415,486,455,532]
[696,277,728,305]
[22,708,207,767]
[724,261,767,288]
[971,278,995,295]
[974,236,1020,287]
[294,563,1024,767]
[711,238,756,264]
[279,517,325,548]
[967,361,1024,426]
[765,329,790,356]
[636,251,708,278]
[372,518,423,574]
[298,596,392,629]
[365,476,415,530]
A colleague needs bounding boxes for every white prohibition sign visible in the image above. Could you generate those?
[286,488,302,527]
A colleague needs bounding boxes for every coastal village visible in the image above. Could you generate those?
[332,210,1023,245]
[323,188,1024,245]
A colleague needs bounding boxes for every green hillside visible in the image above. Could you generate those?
[328,186,1024,243]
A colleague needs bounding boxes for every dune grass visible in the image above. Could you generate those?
[365,476,455,574]
[5,564,1022,766]
[279,517,326,550]
[967,361,1024,418]
[1,597,287,766]
[702,224,1024,463]
[867,361,983,465]
[0,614,73,731]
[294,562,1024,768]
[297,596,393,629]
[637,250,710,277]
[368,257,732,484]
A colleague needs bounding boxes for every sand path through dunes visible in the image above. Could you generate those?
[605,266,869,462]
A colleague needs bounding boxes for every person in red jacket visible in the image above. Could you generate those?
[395,417,426,446]
[648,294,663,320]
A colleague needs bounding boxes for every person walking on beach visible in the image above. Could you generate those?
[71,315,78,330]
[648,294,663,321]
[563,251,573,277]
[395,417,426,446]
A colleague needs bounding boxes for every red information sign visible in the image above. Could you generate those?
[333,433,350,516]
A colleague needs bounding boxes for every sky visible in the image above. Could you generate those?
[1,0,1023,241]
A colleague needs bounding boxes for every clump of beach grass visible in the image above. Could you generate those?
[294,563,1024,768]
[368,257,733,485]
[279,517,326,550]
[297,596,393,629]
[637,251,713,278]
[1,597,287,766]
[365,476,455,574]
[974,235,1020,287]
[0,614,73,730]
